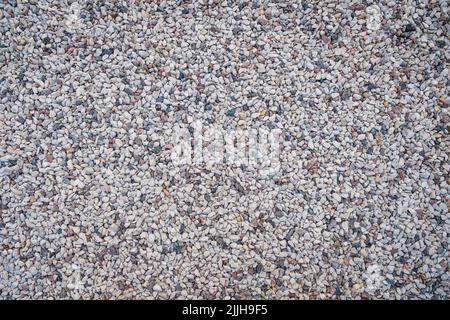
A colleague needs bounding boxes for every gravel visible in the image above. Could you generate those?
[0,0,449,299]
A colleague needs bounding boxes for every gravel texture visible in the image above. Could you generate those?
[0,0,449,299]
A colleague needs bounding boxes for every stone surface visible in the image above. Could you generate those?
[0,0,448,300]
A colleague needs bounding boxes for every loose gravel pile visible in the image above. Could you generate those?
[1,0,449,299]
